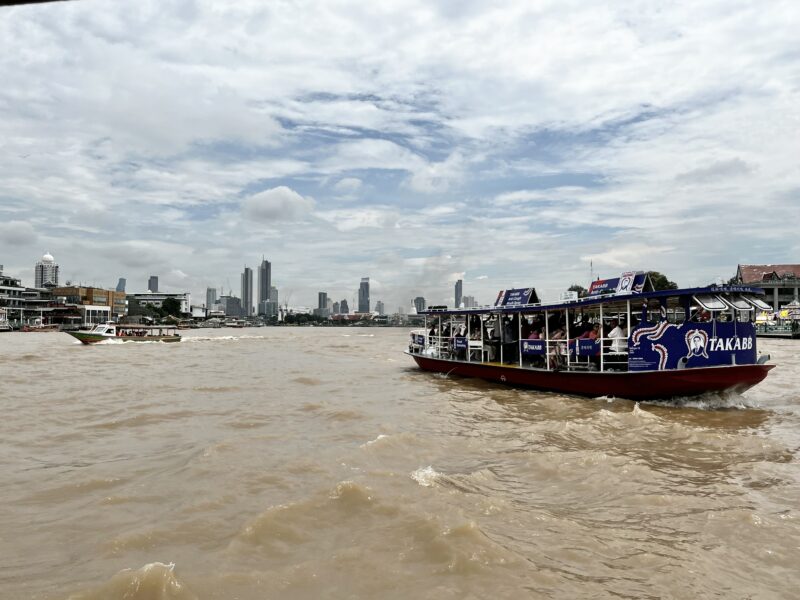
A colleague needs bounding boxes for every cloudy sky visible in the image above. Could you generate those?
[1,0,798,310]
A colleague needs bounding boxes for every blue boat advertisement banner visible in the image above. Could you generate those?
[453,336,468,350]
[495,288,538,307]
[588,278,618,296]
[628,321,756,371]
[520,339,546,355]
[577,338,600,356]
[588,271,647,296]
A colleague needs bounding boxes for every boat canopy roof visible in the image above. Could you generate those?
[419,285,767,316]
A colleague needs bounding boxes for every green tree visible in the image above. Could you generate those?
[567,284,588,298]
[648,271,678,291]
[161,297,182,317]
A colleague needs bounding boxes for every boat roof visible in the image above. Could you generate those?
[419,285,767,316]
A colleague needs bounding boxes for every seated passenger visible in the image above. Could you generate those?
[527,329,541,340]
[608,319,627,353]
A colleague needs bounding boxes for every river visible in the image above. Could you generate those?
[0,328,798,599]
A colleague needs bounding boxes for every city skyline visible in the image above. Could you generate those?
[1,2,798,310]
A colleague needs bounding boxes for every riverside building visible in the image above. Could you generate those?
[34,252,59,289]
[736,264,800,310]
[358,278,370,313]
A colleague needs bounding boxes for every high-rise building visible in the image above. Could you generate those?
[358,277,370,313]
[270,286,278,304]
[34,252,59,288]
[257,258,271,314]
[375,300,385,315]
[332,301,340,314]
[115,278,126,292]
[455,279,463,308]
[413,296,426,313]
[148,275,159,293]
[241,266,253,316]
[206,287,217,308]
[318,292,328,310]
[340,299,349,314]
[462,295,477,308]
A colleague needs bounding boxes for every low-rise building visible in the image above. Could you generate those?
[736,264,800,310]
[127,291,191,315]
[52,285,128,318]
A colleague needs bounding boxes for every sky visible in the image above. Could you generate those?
[1,0,798,311]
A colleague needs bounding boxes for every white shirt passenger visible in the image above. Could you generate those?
[608,325,627,353]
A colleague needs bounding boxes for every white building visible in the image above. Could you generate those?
[34,252,59,288]
[128,291,191,314]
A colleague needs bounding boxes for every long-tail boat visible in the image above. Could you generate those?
[406,271,774,401]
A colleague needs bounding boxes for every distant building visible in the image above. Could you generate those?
[52,285,128,318]
[263,301,278,317]
[116,278,126,293]
[340,299,349,314]
[375,300,385,315]
[270,286,278,304]
[218,295,242,317]
[455,279,463,308]
[736,264,800,310]
[128,291,191,315]
[398,306,406,315]
[241,266,253,316]
[332,301,340,314]
[206,287,217,308]
[34,252,59,288]
[358,277,370,313]
[462,295,477,308]
[413,296,426,313]
[148,275,159,293]
[318,291,328,310]
[257,258,271,315]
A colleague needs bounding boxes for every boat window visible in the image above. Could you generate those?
[723,294,753,311]
[742,294,772,311]
[692,295,728,311]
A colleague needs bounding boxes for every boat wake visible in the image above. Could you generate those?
[644,389,758,410]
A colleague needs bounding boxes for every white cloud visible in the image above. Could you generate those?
[333,177,363,194]
[241,186,315,222]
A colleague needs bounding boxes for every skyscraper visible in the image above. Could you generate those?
[148,275,159,293]
[318,291,328,310]
[358,277,370,313]
[241,266,253,316]
[413,296,426,313]
[455,279,463,308]
[462,295,476,308]
[34,252,59,288]
[257,258,271,315]
[375,300,385,315]
[332,301,340,314]
[340,299,349,314]
[116,278,126,292]
[206,287,217,308]
[270,286,278,304]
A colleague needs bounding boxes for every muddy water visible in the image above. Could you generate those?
[0,329,798,599]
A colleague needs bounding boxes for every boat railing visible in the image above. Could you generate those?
[411,326,632,372]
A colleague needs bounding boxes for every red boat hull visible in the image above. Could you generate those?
[408,353,774,401]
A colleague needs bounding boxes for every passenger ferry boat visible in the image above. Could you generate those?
[406,272,775,401]
[66,322,181,344]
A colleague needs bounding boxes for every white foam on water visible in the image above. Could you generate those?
[411,465,440,487]
[360,434,389,448]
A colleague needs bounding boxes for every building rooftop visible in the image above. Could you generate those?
[738,264,800,283]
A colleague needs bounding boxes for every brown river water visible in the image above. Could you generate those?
[0,328,798,599]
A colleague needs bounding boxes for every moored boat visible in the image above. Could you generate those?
[21,324,60,332]
[406,271,775,401]
[66,322,181,344]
